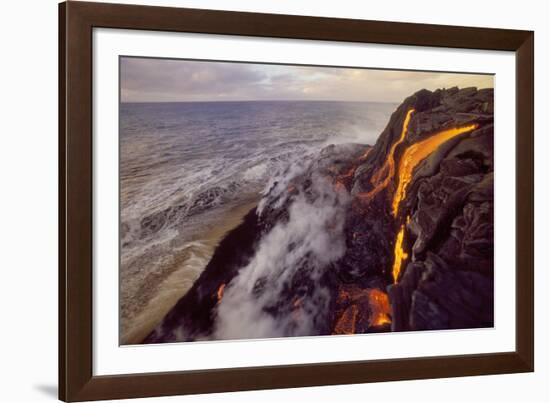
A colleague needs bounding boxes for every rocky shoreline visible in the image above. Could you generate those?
[143,86,494,343]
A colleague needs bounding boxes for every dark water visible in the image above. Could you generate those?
[119,100,396,342]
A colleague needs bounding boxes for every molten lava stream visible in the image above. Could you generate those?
[333,287,391,334]
[389,122,478,283]
[357,108,415,203]
[367,289,391,327]
[333,165,357,192]
[391,123,479,217]
[216,283,225,303]
[391,223,409,283]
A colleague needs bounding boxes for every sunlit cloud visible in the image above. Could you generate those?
[121,57,494,103]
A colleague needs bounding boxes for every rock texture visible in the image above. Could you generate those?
[144,86,494,343]
[386,88,494,331]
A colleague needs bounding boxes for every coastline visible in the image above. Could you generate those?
[121,199,260,345]
[139,87,495,343]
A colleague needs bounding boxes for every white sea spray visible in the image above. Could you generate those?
[214,171,350,340]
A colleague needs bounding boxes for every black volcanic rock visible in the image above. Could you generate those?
[143,87,494,342]
[387,89,494,332]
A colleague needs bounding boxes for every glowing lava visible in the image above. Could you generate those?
[391,223,409,283]
[389,122,478,282]
[216,283,226,302]
[333,165,357,192]
[359,147,372,161]
[333,305,359,334]
[333,286,392,334]
[357,109,415,202]
[391,123,478,217]
[367,289,391,327]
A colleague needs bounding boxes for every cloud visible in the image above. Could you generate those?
[121,57,494,103]
[121,58,266,102]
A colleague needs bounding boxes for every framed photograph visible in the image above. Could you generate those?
[59,1,534,401]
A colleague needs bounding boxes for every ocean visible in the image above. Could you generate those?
[120,100,397,344]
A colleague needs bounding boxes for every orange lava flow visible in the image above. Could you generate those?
[391,123,478,217]
[357,109,415,202]
[216,283,226,302]
[391,223,409,283]
[333,165,357,192]
[367,289,391,327]
[341,166,356,179]
[333,305,359,334]
[333,286,392,334]
[359,147,372,161]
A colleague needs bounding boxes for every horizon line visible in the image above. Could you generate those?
[120,99,401,105]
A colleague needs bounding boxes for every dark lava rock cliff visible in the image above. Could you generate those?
[144,87,494,343]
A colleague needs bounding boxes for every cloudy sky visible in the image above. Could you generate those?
[121,57,493,103]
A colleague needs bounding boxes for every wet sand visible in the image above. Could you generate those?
[121,200,259,345]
